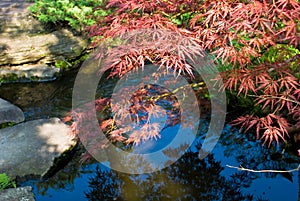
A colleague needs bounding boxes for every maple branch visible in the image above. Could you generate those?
[149,81,206,101]
[226,164,300,173]
[248,94,300,106]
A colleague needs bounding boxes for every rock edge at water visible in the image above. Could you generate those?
[0,118,76,179]
[0,64,60,83]
[0,98,24,124]
[0,186,35,201]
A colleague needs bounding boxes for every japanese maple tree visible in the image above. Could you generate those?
[64,0,300,158]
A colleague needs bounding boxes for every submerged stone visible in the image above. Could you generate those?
[0,118,76,179]
[0,98,24,124]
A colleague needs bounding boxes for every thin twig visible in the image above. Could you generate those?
[149,81,205,101]
[226,164,300,173]
[247,94,300,106]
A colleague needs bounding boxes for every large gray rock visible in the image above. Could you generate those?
[0,186,35,201]
[0,118,76,179]
[0,98,24,124]
[0,28,87,66]
[0,1,88,82]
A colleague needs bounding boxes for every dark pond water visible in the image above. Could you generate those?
[0,68,299,201]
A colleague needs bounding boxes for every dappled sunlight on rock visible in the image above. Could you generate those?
[0,118,76,179]
[36,118,75,154]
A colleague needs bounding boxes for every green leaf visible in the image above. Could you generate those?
[0,173,14,190]
[29,0,108,31]
[171,18,182,26]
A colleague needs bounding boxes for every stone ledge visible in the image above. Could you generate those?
[0,64,61,83]
[0,28,87,66]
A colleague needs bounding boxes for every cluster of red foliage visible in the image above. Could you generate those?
[66,0,300,154]
[191,0,300,66]
[89,0,300,66]
[224,61,300,146]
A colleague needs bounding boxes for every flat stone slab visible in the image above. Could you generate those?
[0,28,87,66]
[0,98,24,124]
[0,186,35,201]
[0,64,60,83]
[0,118,76,179]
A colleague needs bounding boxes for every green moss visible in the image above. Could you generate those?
[55,59,71,70]
[29,76,41,81]
[0,122,17,129]
[5,74,18,81]
[55,53,90,70]
[0,73,19,84]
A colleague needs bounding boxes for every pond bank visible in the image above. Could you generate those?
[0,1,84,194]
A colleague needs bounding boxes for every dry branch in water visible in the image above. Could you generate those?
[226,164,300,173]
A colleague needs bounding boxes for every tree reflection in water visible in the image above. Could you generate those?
[22,125,298,200]
[85,145,258,201]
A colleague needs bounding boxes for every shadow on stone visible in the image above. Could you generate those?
[0,118,76,181]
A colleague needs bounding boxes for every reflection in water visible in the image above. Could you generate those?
[85,148,255,201]
[21,125,299,201]
[3,68,298,200]
[0,69,78,120]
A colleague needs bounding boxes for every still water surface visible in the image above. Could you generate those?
[0,69,299,201]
